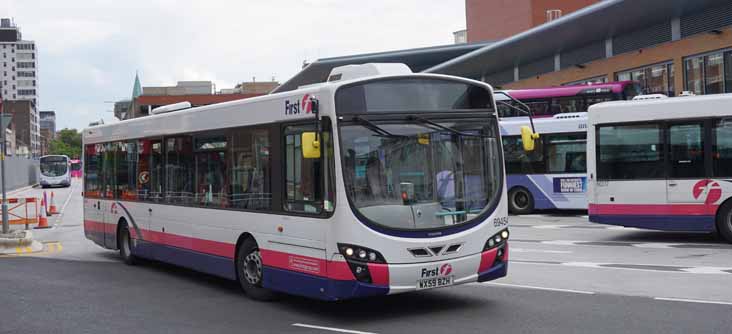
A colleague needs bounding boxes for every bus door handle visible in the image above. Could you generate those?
[148,208,153,214]
[668,182,678,187]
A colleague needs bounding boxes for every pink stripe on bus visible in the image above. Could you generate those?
[588,204,718,216]
[478,248,499,273]
[367,263,389,286]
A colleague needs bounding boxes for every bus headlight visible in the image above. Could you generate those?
[338,244,386,264]
[338,243,387,284]
[483,229,509,251]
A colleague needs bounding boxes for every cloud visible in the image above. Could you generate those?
[2,0,465,129]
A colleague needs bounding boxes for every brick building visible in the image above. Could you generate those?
[116,80,265,120]
[465,0,600,42]
[3,100,36,157]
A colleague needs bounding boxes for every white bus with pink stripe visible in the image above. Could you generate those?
[588,93,732,243]
[83,64,511,301]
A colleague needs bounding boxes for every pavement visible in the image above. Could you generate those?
[1,179,731,334]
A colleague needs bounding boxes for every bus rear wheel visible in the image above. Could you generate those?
[236,238,277,301]
[508,187,534,215]
[716,201,732,243]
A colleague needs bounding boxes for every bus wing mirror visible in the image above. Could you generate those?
[301,132,321,159]
[520,126,540,152]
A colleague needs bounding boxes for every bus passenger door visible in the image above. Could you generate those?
[268,124,329,275]
[666,122,707,204]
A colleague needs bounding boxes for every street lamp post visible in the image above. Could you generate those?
[1,98,8,234]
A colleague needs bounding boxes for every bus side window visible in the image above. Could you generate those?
[283,123,334,214]
[713,119,732,177]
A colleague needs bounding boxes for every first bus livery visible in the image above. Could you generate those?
[82,63,518,301]
[587,93,732,243]
[494,81,640,214]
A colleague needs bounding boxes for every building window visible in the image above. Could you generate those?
[705,53,725,94]
[684,50,732,95]
[616,62,674,96]
[563,76,608,86]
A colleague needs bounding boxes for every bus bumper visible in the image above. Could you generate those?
[262,244,508,301]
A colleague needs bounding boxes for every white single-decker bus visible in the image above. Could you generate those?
[587,93,732,243]
[83,64,511,301]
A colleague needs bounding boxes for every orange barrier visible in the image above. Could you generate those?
[2,197,40,229]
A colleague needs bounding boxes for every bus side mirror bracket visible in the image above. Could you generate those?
[302,96,322,159]
[520,126,540,151]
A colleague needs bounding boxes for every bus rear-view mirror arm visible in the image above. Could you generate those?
[494,93,540,152]
[302,96,322,159]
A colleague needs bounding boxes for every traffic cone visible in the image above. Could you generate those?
[49,191,58,215]
[35,196,50,229]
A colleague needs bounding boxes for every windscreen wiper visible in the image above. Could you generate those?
[407,115,488,138]
[352,116,405,138]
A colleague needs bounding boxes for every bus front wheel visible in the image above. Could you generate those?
[236,238,277,301]
[508,187,534,215]
[118,223,137,265]
[716,201,732,243]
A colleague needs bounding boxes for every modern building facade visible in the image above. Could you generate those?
[465,0,600,43]
[39,110,55,155]
[0,18,39,157]
[39,110,55,135]
[431,0,732,98]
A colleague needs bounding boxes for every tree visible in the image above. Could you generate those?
[48,128,82,158]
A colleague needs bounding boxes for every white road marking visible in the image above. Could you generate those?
[474,282,595,295]
[681,267,732,274]
[654,297,732,306]
[606,226,642,231]
[562,262,604,268]
[54,182,77,227]
[632,243,675,249]
[511,248,572,254]
[513,261,732,275]
[533,224,571,229]
[541,240,579,246]
[292,323,377,334]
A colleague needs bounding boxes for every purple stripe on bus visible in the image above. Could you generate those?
[262,266,389,301]
[507,175,556,210]
[589,214,715,232]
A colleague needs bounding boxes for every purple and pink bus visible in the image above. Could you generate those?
[496,81,642,214]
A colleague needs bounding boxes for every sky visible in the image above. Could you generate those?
[2,0,466,130]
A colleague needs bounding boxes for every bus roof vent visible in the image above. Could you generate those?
[632,94,668,101]
[327,63,412,83]
[151,101,192,115]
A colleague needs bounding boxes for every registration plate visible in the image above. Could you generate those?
[417,276,454,290]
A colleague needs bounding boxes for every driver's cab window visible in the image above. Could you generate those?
[283,123,334,214]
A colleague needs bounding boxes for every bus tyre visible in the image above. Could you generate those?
[508,187,534,215]
[236,238,277,301]
[716,201,732,243]
[119,223,137,265]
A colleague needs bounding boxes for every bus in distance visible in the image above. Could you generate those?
[40,155,71,188]
[495,81,641,214]
[82,63,515,301]
[497,81,642,118]
[70,159,82,178]
[587,93,732,243]
[500,113,587,214]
